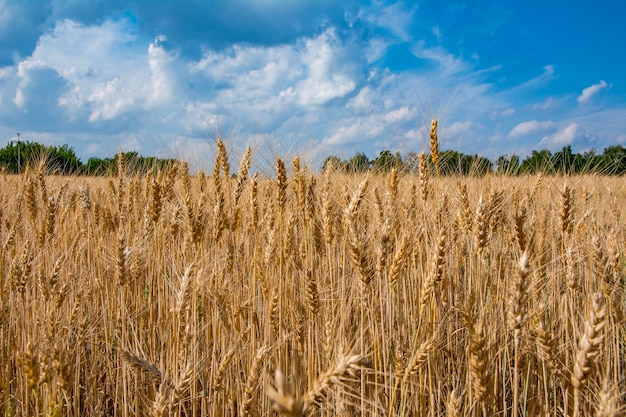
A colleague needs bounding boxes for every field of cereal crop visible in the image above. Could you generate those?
[1,141,624,416]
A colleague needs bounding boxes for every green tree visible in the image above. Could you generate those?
[578,150,601,173]
[0,141,21,172]
[436,151,491,176]
[0,141,84,174]
[371,150,403,173]
[520,149,553,174]
[404,152,421,174]
[47,144,83,174]
[321,155,345,172]
[0,141,48,173]
[346,152,371,173]
[84,157,111,175]
[135,156,178,173]
[496,154,520,175]
[438,150,464,175]
[552,145,584,174]
[601,145,626,175]
[469,155,493,176]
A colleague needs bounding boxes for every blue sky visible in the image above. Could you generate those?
[0,0,625,169]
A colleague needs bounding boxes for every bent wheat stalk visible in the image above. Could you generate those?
[268,354,370,417]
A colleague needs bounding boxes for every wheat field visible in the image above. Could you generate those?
[0,142,624,417]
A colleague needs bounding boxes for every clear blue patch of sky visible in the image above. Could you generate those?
[413,0,625,96]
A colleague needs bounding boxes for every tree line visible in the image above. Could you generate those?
[323,145,626,176]
[1,140,626,176]
[0,141,176,175]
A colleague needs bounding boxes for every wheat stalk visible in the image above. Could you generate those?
[418,151,429,203]
[303,354,370,414]
[572,292,607,417]
[241,345,269,417]
[508,252,530,417]
[344,179,374,285]
[560,184,574,236]
[429,119,440,176]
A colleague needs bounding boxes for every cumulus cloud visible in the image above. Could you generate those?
[191,27,359,110]
[10,18,181,127]
[321,106,413,149]
[296,29,358,106]
[382,106,412,122]
[347,86,374,112]
[577,80,608,104]
[87,78,136,121]
[532,97,555,110]
[539,122,578,148]
[9,58,69,129]
[86,36,177,122]
[322,119,369,146]
[445,121,472,137]
[509,120,554,137]
[146,36,175,105]
[491,108,515,120]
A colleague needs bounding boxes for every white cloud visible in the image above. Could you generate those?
[382,106,412,122]
[358,1,417,42]
[146,35,175,106]
[403,126,426,142]
[539,122,578,147]
[13,89,25,108]
[165,136,214,169]
[13,18,181,124]
[432,26,442,40]
[190,27,357,110]
[543,65,555,76]
[532,97,555,110]
[296,29,357,106]
[32,19,140,84]
[84,143,101,155]
[365,38,390,63]
[509,120,554,137]
[297,75,355,106]
[87,77,136,121]
[84,34,177,121]
[322,120,366,146]
[411,41,466,76]
[577,80,608,104]
[491,108,515,119]
[0,66,12,79]
[508,65,557,94]
[445,121,472,137]
[321,109,403,147]
[347,86,374,112]
[181,101,220,135]
[192,43,299,89]
[14,59,48,108]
